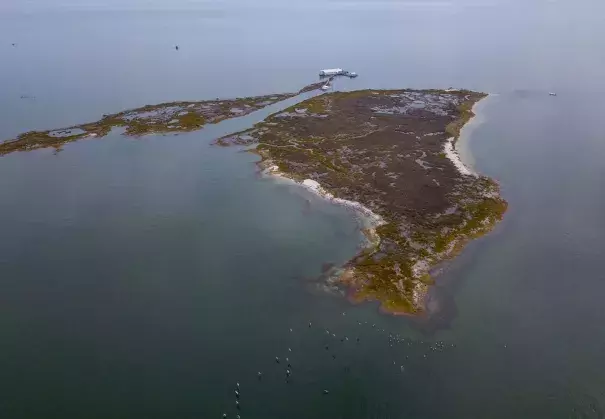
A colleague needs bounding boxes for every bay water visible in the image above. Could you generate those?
[1,1,605,417]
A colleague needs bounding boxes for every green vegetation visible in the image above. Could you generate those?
[283,96,328,115]
[432,197,507,253]
[445,94,487,140]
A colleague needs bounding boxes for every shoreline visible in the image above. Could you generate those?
[443,137,475,176]
[261,163,385,230]
[258,162,386,298]
[442,95,491,177]
[453,94,493,172]
[416,94,499,313]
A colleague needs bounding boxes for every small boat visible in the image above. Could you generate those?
[319,68,344,77]
[549,92,557,96]
[319,69,359,78]
[321,84,331,91]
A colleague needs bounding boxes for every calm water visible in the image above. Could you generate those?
[1,1,605,418]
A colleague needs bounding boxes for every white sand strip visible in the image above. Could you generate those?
[444,137,475,176]
[451,94,492,174]
[263,165,384,227]
[300,178,385,226]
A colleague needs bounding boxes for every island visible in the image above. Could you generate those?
[0,77,352,156]
[0,78,333,156]
[216,89,506,314]
[0,87,506,314]
[0,93,299,156]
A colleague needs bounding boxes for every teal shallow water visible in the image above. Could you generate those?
[1,1,605,418]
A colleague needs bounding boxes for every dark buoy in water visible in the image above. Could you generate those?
[175,45,179,50]
[325,345,329,350]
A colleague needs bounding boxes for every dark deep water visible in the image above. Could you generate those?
[1,1,605,418]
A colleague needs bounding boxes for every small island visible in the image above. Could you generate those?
[0,89,327,156]
[0,80,344,157]
[0,86,506,314]
[216,89,506,314]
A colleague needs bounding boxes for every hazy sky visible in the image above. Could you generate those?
[0,0,536,13]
